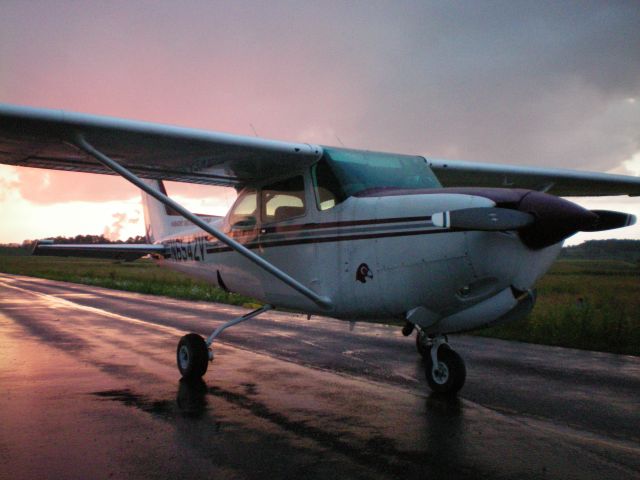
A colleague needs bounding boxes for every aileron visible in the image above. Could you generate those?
[428,158,640,196]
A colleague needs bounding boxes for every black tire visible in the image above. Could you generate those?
[177,333,209,379]
[416,330,430,358]
[424,345,466,395]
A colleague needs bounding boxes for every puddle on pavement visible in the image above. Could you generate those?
[92,378,208,419]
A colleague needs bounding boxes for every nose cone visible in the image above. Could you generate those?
[517,191,598,249]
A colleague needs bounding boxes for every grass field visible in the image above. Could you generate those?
[476,259,640,355]
[0,247,638,356]
[0,247,255,307]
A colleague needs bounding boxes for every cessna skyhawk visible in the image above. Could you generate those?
[1,104,637,394]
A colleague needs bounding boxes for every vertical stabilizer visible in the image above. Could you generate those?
[140,179,176,243]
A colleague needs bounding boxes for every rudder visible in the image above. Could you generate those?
[140,179,176,243]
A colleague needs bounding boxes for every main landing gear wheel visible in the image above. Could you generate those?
[177,333,209,379]
[425,344,466,395]
[175,305,273,380]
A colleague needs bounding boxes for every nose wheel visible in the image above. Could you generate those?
[416,330,466,394]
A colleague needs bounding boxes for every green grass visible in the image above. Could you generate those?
[475,260,640,356]
[0,248,256,307]
[0,247,638,355]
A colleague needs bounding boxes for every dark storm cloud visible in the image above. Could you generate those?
[1,0,639,183]
[320,1,640,170]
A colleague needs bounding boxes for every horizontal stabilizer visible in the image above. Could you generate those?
[582,210,637,232]
[432,208,535,231]
[33,240,166,261]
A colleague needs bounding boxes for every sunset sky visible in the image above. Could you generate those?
[1,1,639,245]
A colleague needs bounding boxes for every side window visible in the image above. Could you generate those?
[228,189,258,229]
[312,160,345,211]
[261,176,306,224]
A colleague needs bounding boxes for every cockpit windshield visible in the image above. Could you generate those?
[317,147,441,201]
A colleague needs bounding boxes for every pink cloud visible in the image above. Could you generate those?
[15,168,138,204]
[11,168,235,206]
[0,175,20,201]
[103,212,129,241]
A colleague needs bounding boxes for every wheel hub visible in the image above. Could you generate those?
[178,345,190,370]
[432,362,449,385]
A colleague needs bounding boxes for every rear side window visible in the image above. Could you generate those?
[261,176,306,224]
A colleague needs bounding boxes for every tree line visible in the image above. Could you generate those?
[560,239,640,262]
[16,234,147,250]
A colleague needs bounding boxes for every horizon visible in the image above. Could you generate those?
[5,236,640,248]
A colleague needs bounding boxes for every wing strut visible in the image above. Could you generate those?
[72,134,333,311]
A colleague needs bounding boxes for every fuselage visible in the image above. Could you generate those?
[152,184,561,335]
[135,144,623,337]
[137,144,620,335]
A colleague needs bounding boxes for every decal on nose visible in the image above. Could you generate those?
[356,263,373,283]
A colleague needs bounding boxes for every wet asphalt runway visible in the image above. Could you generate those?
[0,273,638,479]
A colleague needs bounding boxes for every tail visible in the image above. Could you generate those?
[140,179,178,243]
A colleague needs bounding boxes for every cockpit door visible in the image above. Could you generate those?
[225,188,260,244]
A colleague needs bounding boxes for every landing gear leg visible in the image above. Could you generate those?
[418,332,466,394]
[415,326,431,358]
[176,304,273,379]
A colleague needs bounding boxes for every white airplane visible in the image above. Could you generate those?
[1,104,638,394]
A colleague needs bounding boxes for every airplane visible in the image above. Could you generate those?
[1,103,638,394]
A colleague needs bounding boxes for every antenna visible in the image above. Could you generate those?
[335,134,345,147]
[250,124,259,137]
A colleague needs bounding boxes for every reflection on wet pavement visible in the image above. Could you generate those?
[1,273,639,479]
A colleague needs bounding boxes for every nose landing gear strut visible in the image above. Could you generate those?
[415,328,467,394]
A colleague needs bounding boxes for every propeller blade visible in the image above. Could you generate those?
[581,210,637,232]
[432,207,535,231]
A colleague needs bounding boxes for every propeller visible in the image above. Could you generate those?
[431,190,636,250]
[581,210,636,232]
[432,207,535,231]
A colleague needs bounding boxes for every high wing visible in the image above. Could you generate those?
[0,104,331,309]
[428,158,640,197]
[0,104,322,186]
[2,104,639,195]
[33,240,166,261]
